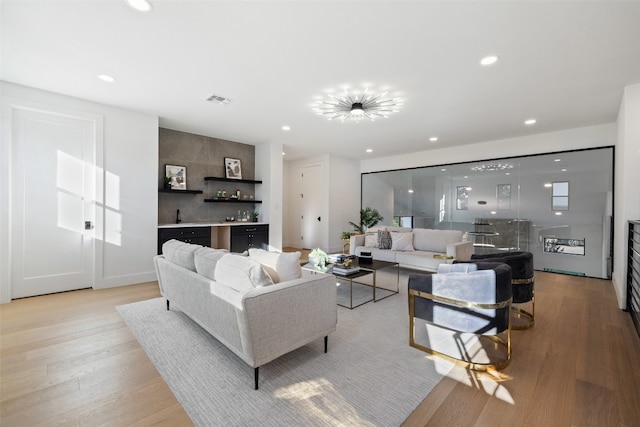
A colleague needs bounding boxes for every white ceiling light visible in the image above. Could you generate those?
[429,136,438,142]
[408,189,414,193]
[126,0,152,12]
[524,118,537,125]
[544,183,553,188]
[561,168,568,172]
[366,148,373,153]
[480,55,499,66]
[282,125,291,131]
[97,74,115,83]
[555,212,563,216]
[312,86,403,123]
[554,158,561,162]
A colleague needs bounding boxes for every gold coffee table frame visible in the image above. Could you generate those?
[303,260,400,309]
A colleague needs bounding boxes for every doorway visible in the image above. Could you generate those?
[11,108,97,298]
[300,163,323,249]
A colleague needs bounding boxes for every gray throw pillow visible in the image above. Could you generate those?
[378,230,392,250]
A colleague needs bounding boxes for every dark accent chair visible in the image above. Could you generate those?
[470,251,535,329]
[408,262,512,371]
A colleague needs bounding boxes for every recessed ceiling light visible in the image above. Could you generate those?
[408,189,414,193]
[429,137,438,142]
[282,152,285,156]
[490,211,497,215]
[463,175,468,179]
[366,149,373,153]
[126,0,152,12]
[561,168,567,172]
[505,172,511,176]
[441,168,446,172]
[544,183,552,188]
[524,118,537,125]
[555,212,563,216]
[554,158,561,162]
[97,74,115,83]
[282,126,291,131]
[480,55,499,66]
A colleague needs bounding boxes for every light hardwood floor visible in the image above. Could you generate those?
[1,270,639,426]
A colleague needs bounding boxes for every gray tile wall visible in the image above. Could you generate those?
[158,128,257,224]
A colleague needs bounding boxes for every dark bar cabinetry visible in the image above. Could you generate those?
[231,224,269,253]
[158,226,211,255]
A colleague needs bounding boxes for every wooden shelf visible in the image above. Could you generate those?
[204,177,263,184]
[203,199,262,203]
[159,188,203,194]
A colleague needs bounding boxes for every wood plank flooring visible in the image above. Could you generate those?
[1,270,639,426]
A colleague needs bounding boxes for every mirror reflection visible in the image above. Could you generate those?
[362,147,613,279]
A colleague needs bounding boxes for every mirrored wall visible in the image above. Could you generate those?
[362,147,614,279]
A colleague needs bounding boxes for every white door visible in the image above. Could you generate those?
[301,164,323,249]
[11,108,96,298]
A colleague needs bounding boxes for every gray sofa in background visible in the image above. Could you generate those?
[350,226,474,271]
[154,240,337,389]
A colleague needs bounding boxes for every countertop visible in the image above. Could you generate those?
[158,222,268,229]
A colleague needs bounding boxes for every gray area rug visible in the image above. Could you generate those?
[117,269,445,426]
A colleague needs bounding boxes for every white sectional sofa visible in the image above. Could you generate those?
[154,240,337,389]
[349,226,474,272]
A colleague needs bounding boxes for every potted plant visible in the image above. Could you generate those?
[349,207,384,234]
[341,231,352,240]
[163,176,172,189]
[251,211,259,222]
[309,248,328,268]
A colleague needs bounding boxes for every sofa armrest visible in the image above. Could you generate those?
[239,274,338,367]
[350,234,365,255]
[447,241,474,261]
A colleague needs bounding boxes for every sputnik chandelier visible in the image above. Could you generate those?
[470,163,514,172]
[311,86,403,123]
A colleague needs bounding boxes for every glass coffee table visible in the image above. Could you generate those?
[302,259,400,309]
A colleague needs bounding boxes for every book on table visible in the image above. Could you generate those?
[332,262,360,275]
[328,253,355,263]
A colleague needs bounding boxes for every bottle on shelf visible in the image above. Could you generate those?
[176,209,181,224]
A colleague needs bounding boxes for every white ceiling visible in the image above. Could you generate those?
[3,1,640,161]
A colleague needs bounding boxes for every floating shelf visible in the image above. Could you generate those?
[204,199,262,203]
[159,188,203,194]
[204,177,263,184]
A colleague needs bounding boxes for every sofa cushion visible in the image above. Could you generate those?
[215,254,274,292]
[413,229,463,253]
[162,239,201,272]
[276,251,302,282]
[194,247,229,280]
[248,249,302,283]
[378,230,392,249]
[391,231,414,251]
[248,248,280,282]
[364,232,378,248]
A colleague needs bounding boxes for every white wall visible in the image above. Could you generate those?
[283,154,360,253]
[255,142,283,251]
[361,124,616,173]
[0,82,158,303]
[614,83,640,308]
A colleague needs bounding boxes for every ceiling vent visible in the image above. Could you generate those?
[206,94,231,105]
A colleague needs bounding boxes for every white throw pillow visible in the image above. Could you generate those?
[276,251,302,282]
[194,247,228,280]
[215,254,274,292]
[438,263,478,274]
[364,232,378,248]
[391,231,414,251]
[248,248,281,282]
[162,239,202,272]
[248,248,302,283]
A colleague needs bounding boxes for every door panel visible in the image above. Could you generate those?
[301,164,323,249]
[11,108,95,298]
